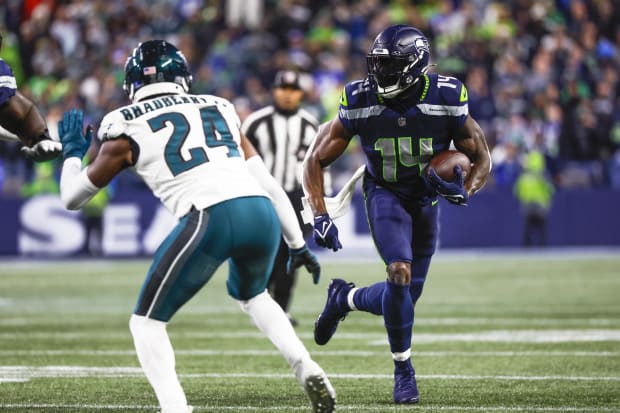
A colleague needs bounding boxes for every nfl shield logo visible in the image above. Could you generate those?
[398,117,406,127]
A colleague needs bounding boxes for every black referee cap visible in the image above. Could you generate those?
[273,70,302,90]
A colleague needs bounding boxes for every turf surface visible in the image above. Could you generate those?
[1,251,619,412]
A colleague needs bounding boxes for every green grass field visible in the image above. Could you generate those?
[1,251,619,412]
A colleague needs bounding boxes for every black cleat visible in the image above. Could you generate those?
[314,278,355,345]
[393,360,419,404]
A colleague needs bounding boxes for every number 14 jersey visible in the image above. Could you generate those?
[339,73,469,202]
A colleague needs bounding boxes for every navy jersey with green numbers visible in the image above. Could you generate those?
[338,73,469,201]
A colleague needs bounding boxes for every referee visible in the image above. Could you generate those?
[242,70,328,326]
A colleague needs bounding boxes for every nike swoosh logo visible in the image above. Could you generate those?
[321,221,330,234]
[432,199,439,206]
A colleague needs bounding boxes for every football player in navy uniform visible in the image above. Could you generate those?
[0,33,61,161]
[303,25,492,404]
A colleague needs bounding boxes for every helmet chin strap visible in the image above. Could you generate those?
[132,82,188,103]
[378,83,410,99]
[377,63,432,99]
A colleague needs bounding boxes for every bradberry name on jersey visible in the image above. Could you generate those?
[119,95,213,121]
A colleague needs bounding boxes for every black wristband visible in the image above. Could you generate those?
[33,129,52,144]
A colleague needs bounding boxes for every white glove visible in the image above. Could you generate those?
[21,140,63,162]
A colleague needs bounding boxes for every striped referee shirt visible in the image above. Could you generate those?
[242,105,319,193]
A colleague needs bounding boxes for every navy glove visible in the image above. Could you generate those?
[427,165,469,206]
[313,213,342,252]
[58,109,92,160]
[286,245,321,284]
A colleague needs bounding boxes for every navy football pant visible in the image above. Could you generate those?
[363,179,438,265]
[353,180,438,353]
[134,196,280,322]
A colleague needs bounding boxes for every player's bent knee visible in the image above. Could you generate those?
[387,261,411,285]
[129,314,167,339]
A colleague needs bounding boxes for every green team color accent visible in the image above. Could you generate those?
[460,84,468,102]
[340,87,348,107]
[419,75,430,101]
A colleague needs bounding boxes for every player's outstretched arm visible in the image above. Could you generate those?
[454,115,492,198]
[59,109,132,210]
[303,118,352,252]
[241,133,321,283]
[0,91,61,161]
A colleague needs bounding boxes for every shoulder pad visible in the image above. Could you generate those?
[98,110,129,142]
[202,94,241,130]
[204,94,232,109]
[340,79,373,109]
[0,59,15,77]
[433,74,468,106]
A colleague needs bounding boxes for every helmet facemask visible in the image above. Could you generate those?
[366,25,431,99]
[367,54,428,98]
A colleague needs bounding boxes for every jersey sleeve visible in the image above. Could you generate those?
[212,95,241,130]
[337,81,363,135]
[98,110,129,142]
[0,60,17,106]
[438,78,469,132]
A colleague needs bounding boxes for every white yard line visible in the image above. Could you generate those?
[3,316,619,327]
[0,404,618,412]
[0,349,617,357]
[3,329,620,343]
[1,366,619,382]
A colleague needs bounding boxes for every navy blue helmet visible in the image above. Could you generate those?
[123,40,192,101]
[366,25,431,98]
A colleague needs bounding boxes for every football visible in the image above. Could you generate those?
[425,150,471,181]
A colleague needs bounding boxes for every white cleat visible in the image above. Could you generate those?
[295,359,336,413]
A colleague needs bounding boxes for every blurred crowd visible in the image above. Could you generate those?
[1,0,619,199]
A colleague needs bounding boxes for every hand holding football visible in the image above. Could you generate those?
[425,150,471,181]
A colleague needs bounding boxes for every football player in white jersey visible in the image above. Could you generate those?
[58,40,335,413]
[0,33,61,161]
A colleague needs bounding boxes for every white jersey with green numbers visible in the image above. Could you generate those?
[97,93,268,218]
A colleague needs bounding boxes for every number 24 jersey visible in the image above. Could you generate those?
[98,93,267,218]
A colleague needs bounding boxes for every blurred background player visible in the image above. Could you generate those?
[0,33,61,161]
[303,25,492,404]
[57,40,334,413]
[242,70,329,326]
[514,150,555,246]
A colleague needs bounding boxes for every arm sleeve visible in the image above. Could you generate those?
[439,79,469,133]
[246,155,305,249]
[60,157,101,210]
